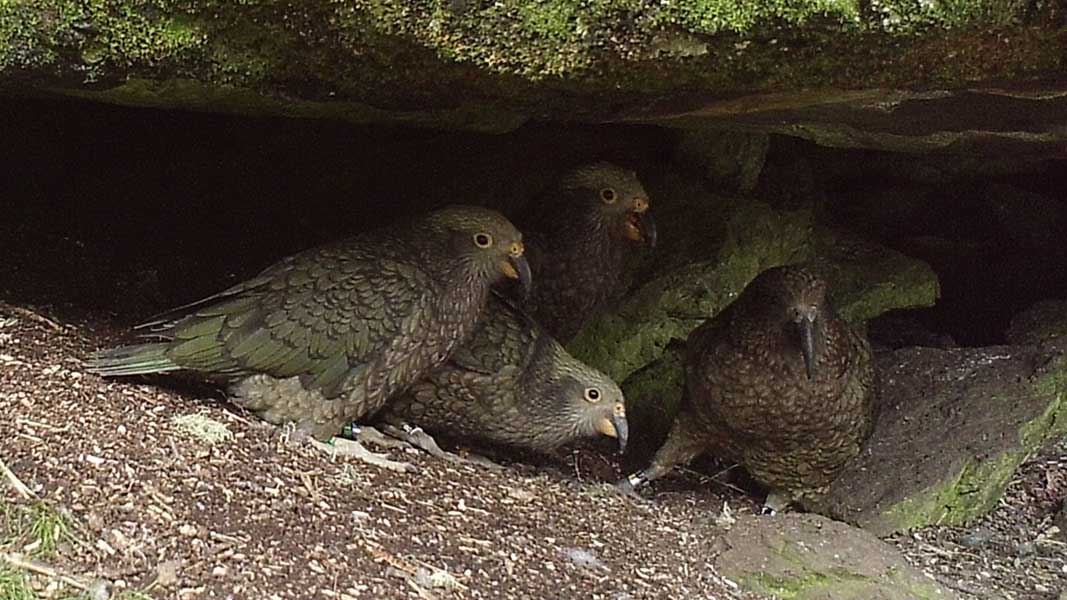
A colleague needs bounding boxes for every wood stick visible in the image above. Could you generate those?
[0,458,35,500]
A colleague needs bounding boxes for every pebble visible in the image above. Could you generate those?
[563,547,608,572]
[86,579,110,600]
[157,560,180,586]
[1015,542,1036,557]
[959,528,992,548]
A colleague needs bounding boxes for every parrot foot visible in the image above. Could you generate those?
[761,491,791,515]
[374,422,505,471]
[310,438,416,473]
[348,424,416,451]
[379,423,466,464]
[612,473,650,502]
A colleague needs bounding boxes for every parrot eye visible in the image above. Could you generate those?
[473,233,493,248]
[600,188,617,204]
[583,387,601,402]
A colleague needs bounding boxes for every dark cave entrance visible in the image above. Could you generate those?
[2,96,1065,348]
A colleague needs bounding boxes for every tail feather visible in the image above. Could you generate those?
[84,342,182,377]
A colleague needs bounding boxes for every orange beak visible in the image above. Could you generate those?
[623,199,656,248]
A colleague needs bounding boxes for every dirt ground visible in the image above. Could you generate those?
[890,438,1067,600]
[6,99,1067,599]
[2,303,1067,599]
[1,307,766,599]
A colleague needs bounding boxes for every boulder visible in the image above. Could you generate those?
[812,345,1067,536]
[714,513,956,600]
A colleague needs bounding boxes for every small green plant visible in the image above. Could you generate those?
[0,565,35,600]
[0,502,18,548]
[27,503,73,557]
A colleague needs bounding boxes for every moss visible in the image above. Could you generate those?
[880,445,1021,532]
[880,362,1067,533]
[572,198,939,384]
[814,228,941,324]
[54,78,528,132]
[576,194,939,449]
[747,570,895,600]
[1,1,1063,127]
[171,412,233,445]
[674,130,771,194]
[568,201,814,383]
[742,548,945,600]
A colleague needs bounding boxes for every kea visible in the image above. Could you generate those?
[518,162,656,343]
[619,265,877,512]
[86,205,532,471]
[377,295,629,456]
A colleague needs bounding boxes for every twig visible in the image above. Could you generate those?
[0,458,35,500]
[405,577,437,600]
[299,472,323,504]
[369,547,468,591]
[0,552,91,591]
[931,573,986,599]
[15,419,70,434]
[682,465,749,496]
[0,303,63,332]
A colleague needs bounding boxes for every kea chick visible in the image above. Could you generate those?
[87,205,531,471]
[518,162,656,343]
[620,265,876,512]
[378,295,629,455]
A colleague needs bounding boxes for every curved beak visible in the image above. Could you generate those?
[499,242,532,300]
[594,402,629,454]
[638,211,657,249]
[624,202,656,249]
[798,315,816,380]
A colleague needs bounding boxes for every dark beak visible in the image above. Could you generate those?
[595,403,629,454]
[798,316,816,380]
[613,411,629,454]
[638,211,657,250]
[509,253,532,300]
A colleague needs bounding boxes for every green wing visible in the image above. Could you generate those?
[149,238,436,398]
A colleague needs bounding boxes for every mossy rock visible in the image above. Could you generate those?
[714,513,956,600]
[1,1,1065,136]
[1007,300,1067,346]
[616,229,941,464]
[594,176,940,463]
[568,196,815,384]
[813,227,941,325]
[811,344,1067,536]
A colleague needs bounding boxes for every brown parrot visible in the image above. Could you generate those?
[517,162,656,343]
[86,205,531,470]
[378,295,629,454]
[619,265,877,512]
